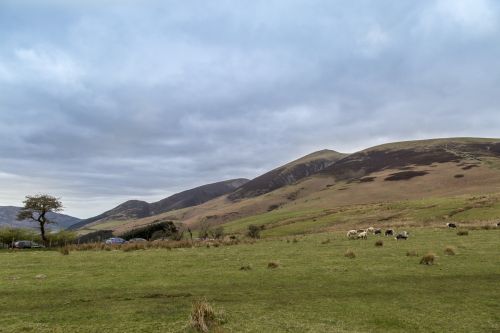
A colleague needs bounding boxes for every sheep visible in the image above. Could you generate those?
[357,231,368,240]
[347,230,358,239]
[357,229,366,233]
[446,223,457,228]
[385,229,394,236]
[367,227,375,233]
[373,228,382,235]
[395,231,409,240]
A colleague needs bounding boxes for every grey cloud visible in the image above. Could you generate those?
[1,0,500,217]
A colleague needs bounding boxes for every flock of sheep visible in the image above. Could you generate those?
[346,222,472,241]
[346,227,408,240]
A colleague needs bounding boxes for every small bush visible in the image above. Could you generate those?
[189,299,226,333]
[375,240,383,247]
[239,265,252,271]
[59,246,70,255]
[406,250,419,257]
[444,246,456,255]
[420,253,436,265]
[267,261,280,269]
[247,225,261,239]
[457,230,469,236]
[344,250,356,259]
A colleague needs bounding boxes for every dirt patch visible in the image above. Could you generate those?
[359,177,376,183]
[462,164,479,170]
[384,171,429,181]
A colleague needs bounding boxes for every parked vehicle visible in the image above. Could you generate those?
[128,238,147,243]
[13,240,44,249]
[104,237,127,245]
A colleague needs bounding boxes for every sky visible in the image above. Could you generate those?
[1,0,500,218]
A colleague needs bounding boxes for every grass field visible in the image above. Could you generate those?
[1,228,499,332]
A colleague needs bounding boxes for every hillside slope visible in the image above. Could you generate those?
[71,178,248,230]
[228,149,346,200]
[103,138,500,236]
[0,206,81,230]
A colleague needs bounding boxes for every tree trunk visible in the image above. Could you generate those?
[40,222,47,244]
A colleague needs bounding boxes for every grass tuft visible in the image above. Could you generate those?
[344,249,356,259]
[267,261,280,269]
[406,250,419,257]
[444,246,456,255]
[189,299,226,333]
[239,265,252,271]
[59,246,70,255]
[375,240,383,247]
[457,230,469,236]
[420,253,436,265]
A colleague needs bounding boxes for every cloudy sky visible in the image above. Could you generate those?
[1,0,500,218]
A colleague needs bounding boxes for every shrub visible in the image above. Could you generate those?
[344,250,356,259]
[267,261,280,269]
[212,227,224,240]
[247,225,261,239]
[122,221,179,241]
[375,240,383,247]
[457,230,469,236]
[420,253,436,265]
[189,299,226,333]
[0,227,40,245]
[406,250,419,257]
[47,230,77,247]
[444,246,456,255]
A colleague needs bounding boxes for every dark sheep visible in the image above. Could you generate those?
[385,229,394,236]
[446,223,457,228]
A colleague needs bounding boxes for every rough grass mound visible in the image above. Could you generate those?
[189,299,226,333]
[344,250,356,259]
[59,246,70,255]
[457,230,469,236]
[444,246,456,255]
[406,250,419,257]
[267,261,280,269]
[420,253,436,265]
[375,240,383,247]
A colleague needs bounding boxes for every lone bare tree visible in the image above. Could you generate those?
[17,194,63,244]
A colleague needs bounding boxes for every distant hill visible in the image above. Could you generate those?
[70,178,249,230]
[101,137,500,236]
[0,206,81,230]
[228,149,346,200]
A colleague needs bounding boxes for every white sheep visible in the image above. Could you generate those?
[357,231,368,240]
[347,230,358,239]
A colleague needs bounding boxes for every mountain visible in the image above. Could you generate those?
[71,178,249,230]
[228,149,346,200]
[100,137,500,236]
[0,206,81,230]
[321,137,500,180]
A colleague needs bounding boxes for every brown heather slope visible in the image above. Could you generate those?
[228,149,346,200]
[82,138,500,235]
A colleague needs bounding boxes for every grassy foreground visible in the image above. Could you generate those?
[1,229,499,332]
